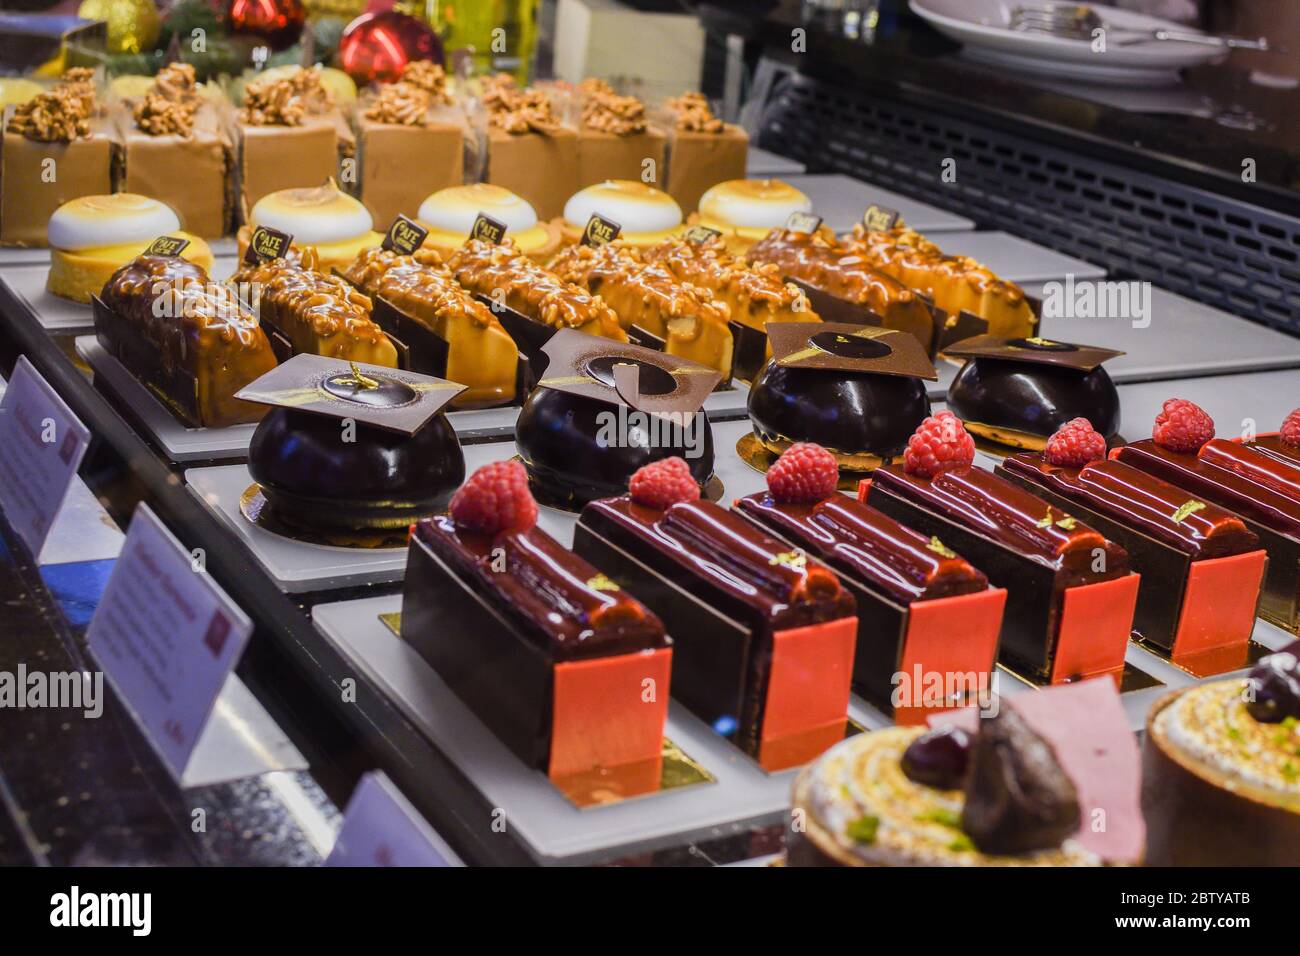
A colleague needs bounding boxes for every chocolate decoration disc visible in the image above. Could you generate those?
[735,432,884,491]
[240,484,408,550]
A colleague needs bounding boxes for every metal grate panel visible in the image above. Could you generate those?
[754,69,1300,337]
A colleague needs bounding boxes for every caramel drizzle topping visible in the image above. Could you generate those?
[846,224,1027,303]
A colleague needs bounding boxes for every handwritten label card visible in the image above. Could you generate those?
[86,503,252,783]
[327,771,463,867]
[0,356,90,560]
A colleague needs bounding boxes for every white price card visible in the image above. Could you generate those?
[327,771,464,867]
[86,502,252,783]
[0,355,90,559]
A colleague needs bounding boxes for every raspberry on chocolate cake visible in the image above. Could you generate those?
[1242,407,1300,469]
[999,418,1264,668]
[574,459,858,770]
[866,417,1138,684]
[402,460,672,797]
[734,442,1002,719]
[1116,401,1300,632]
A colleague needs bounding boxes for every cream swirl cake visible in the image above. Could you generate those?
[240,184,382,271]
[560,180,683,247]
[417,183,561,260]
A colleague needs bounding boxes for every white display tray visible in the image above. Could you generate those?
[784,174,975,234]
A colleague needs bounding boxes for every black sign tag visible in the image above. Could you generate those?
[244,225,293,264]
[580,213,622,248]
[785,211,822,234]
[469,212,508,245]
[381,214,430,256]
[146,235,191,258]
[862,204,901,231]
[684,224,721,244]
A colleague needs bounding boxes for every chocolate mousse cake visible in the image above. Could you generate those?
[574,458,857,771]
[1115,399,1300,632]
[999,418,1265,668]
[401,460,672,795]
[747,323,935,472]
[340,245,520,409]
[747,227,938,355]
[1143,645,1300,865]
[866,412,1138,684]
[514,330,717,507]
[237,355,466,533]
[945,335,1122,452]
[96,253,276,428]
[1242,409,1300,468]
[734,443,1003,720]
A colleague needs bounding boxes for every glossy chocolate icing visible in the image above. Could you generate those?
[579,497,854,630]
[1250,435,1300,468]
[412,515,667,660]
[515,387,715,506]
[947,356,1120,442]
[1002,454,1258,560]
[248,406,465,530]
[747,361,930,464]
[733,492,986,605]
[1116,439,1300,541]
[871,465,1128,586]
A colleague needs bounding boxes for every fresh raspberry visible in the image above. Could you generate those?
[1152,398,1215,453]
[767,442,839,503]
[629,456,700,510]
[449,460,537,535]
[1280,408,1300,448]
[1044,418,1107,467]
[903,411,975,479]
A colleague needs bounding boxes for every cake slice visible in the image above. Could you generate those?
[999,418,1263,668]
[865,412,1137,684]
[401,460,672,798]
[574,458,857,771]
[733,442,1003,721]
[1114,399,1300,632]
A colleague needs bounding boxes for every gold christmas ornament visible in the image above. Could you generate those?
[77,0,163,56]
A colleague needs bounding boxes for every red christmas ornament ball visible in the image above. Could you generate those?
[338,11,443,86]
[228,0,306,51]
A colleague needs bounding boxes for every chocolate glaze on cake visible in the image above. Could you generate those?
[748,361,931,471]
[947,355,1120,450]
[248,402,464,532]
[575,497,854,756]
[1001,455,1258,560]
[734,493,986,605]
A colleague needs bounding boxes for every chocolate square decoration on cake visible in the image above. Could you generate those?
[767,321,938,381]
[944,335,1124,371]
[536,328,720,416]
[234,353,465,435]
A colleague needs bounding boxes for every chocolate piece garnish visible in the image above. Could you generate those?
[943,334,1123,371]
[1245,649,1300,724]
[961,707,1081,855]
[901,726,971,790]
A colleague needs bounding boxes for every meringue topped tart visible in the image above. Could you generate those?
[560,180,684,247]
[241,184,383,271]
[417,183,561,260]
[696,178,812,251]
[46,194,212,304]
